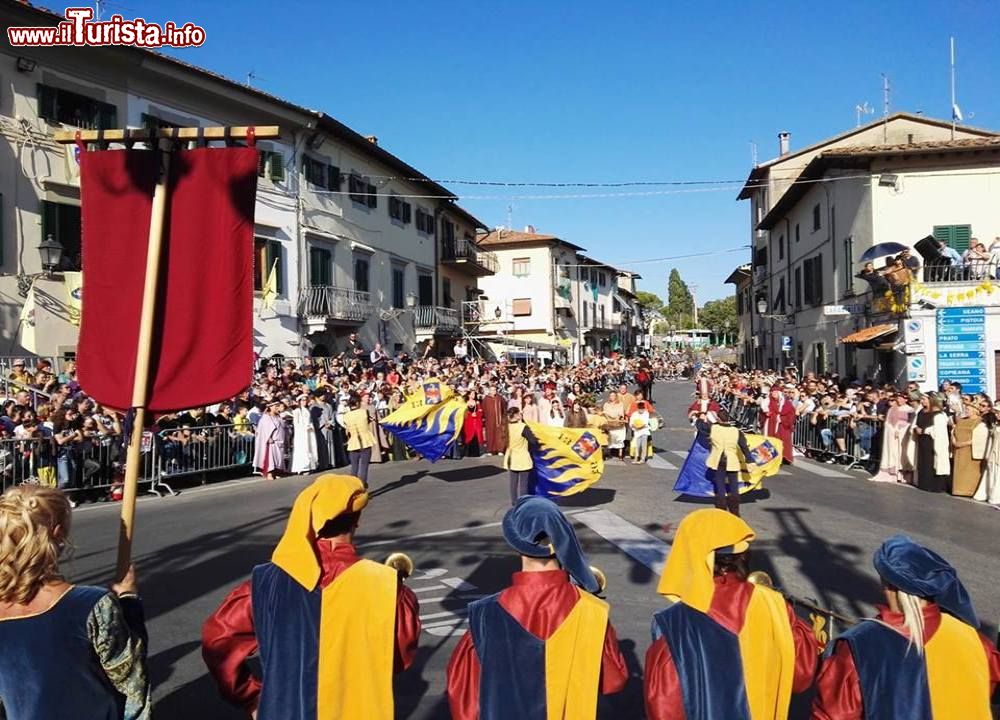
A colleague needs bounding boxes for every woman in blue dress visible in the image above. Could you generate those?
[0,485,150,719]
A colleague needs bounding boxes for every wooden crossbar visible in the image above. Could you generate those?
[53,125,280,144]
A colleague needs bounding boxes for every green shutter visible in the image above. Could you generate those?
[933,224,973,252]
[266,241,284,295]
[269,152,285,182]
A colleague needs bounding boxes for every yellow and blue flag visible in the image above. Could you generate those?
[379,379,466,462]
[673,432,783,497]
[527,423,607,497]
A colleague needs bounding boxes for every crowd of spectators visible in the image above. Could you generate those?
[0,347,691,503]
[700,364,1000,507]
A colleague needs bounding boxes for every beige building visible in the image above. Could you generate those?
[735,113,999,383]
[0,1,491,360]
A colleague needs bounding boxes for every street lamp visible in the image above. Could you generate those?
[756,297,790,322]
[39,234,63,275]
[405,291,417,308]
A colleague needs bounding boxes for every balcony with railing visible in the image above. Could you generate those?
[298,286,373,323]
[414,306,460,332]
[440,238,499,276]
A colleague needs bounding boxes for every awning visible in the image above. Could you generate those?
[839,323,897,344]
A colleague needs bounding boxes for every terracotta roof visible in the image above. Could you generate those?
[476,229,584,251]
[821,136,1000,158]
[736,112,1000,200]
[840,323,897,344]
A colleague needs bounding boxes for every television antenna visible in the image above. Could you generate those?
[855,102,874,127]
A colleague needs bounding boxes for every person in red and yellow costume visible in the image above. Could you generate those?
[811,534,1000,720]
[446,495,627,720]
[645,508,818,720]
[201,474,420,720]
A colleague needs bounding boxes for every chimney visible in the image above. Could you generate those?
[525,225,536,233]
[778,132,790,156]
[365,135,378,145]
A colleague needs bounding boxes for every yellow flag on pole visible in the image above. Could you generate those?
[64,271,83,326]
[19,284,37,354]
[260,259,278,313]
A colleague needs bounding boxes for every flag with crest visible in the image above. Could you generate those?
[379,379,467,462]
[527,423,607,497]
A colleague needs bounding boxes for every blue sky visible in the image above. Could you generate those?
[110,0,999,302]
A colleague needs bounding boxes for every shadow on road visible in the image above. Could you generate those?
[556,488,617,507]
[370,470,430,498]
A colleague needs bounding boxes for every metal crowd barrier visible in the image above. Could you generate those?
[0,432,161,497]
[716,394,883,471]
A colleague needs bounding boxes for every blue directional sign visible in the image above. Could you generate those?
[937,307,987,393]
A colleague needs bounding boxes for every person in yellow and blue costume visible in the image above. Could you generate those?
[446,495,627,720]
[645,508,818,720]
[812,534,1000,719]
[201,474,421,720]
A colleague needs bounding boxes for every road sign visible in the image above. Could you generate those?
[907,355,926,382]
[823,304,866,317]
[781,335,792,352]
[936,307,987,393]
[903,318,925,353]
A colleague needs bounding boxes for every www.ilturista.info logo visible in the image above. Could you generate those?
[8,7,206,48]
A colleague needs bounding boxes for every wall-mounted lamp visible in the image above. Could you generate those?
[16,57,37,73]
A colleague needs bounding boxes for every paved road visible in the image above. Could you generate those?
[65,381,1000,719]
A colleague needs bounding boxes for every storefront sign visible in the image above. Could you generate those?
[936,307,986,393]
[822,304,865,316]
[907,355,926,382]
[903,318,925,353]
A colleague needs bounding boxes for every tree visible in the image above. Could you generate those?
[666,268,694,328]
[635,291,664,313]
[699,296,738,344]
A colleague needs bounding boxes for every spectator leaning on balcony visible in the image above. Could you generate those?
[963,239,991,281]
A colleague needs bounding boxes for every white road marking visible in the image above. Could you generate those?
[420,609,468,621]
[793,459,853,478]
[573,508,667,575]
[670,450,689,459]
[359,509,585,549]
[420,593,485,604]
[648,454,677,470]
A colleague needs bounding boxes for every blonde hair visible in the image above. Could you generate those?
[898,589,927,656]
[0,485,71,604]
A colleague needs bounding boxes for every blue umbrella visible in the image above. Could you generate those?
[860,242,909,263]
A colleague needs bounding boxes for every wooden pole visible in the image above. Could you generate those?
[116,144,171,578]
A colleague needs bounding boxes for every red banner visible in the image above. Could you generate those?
[77,147,258,411]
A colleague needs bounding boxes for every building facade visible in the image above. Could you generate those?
[734,113,999,385]
[1,1,491,360]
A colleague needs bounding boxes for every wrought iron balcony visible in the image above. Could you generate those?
[298,286,372,323]
[440,238,499,276]
[414,305,460,330]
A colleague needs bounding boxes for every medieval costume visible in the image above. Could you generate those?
[602,397,626,456]
[202,475,421,720]
[950,410,987,497]
[253,405,287,478]
[973,419,1000,506]
[290,397,318,474]
[705,420,755,516]
[446,496,627,720]
[341,408,375,489]
[481,390,508,455]
[872,398,914,484]
[645,509,817,720]
[914,407,950,493]
[462,399,485,458]
[762,389,795,463]
[310,394,334,470]
[812,535,1000,720]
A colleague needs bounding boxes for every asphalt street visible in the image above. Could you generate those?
[65,381,1000,719]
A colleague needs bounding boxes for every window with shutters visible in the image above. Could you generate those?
[308,246,333,286]
[348,174,368,204]
[794,266,802,308]
[932,224,972,252]
[392,266,405,308]
[812,204,821,232]
[41,201,81,271]
[778,234,784,261]
[842,236,854,295]
[774,277,786,312]
[258,150,285,183]
[418,274,433,305]
[304,156,339,190]
[512,298,532,316]
[442,278,453,307]
[802,253,824,306]
[795,224,800,243]
[389,196,410,223]
[416,209,435,235]
[254,238,284,294]
[353,256,370,293]
[37,84,116,129]
[512,258,530,277]
[366,183,377,209]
